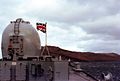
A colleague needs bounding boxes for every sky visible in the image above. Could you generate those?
[0,0,120,57]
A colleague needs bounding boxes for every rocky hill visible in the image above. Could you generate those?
[41,46,120,61]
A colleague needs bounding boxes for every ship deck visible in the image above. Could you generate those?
[69,71,98,81]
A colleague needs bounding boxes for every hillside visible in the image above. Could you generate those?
[41,46,120,61]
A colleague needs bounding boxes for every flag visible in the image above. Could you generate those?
[36,23,46,33]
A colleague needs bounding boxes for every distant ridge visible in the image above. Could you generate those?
[41,46,120,61]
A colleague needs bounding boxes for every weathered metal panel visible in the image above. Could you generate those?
[0,61,11,81]
[16,62,27,81]
[54,61,69,81]
[28,61,54,81]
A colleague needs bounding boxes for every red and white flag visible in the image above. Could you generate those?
[36,23,46,33]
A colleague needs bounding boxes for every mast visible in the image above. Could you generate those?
[40,22,50,56]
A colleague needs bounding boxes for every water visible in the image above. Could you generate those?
[79,61,120,81]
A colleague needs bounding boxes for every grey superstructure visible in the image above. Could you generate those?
[1,18,69,81]
[0,18,99,81]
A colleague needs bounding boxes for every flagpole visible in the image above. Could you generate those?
[37,22,50,56]
[45,22,50,56]
[45,22,47,46]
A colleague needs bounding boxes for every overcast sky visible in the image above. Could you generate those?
[0,0,120,58]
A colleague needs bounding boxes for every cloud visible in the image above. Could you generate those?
[0,0,120,56]
[80,14,120,39]
[78,39,120,54]
[19,0,120,24]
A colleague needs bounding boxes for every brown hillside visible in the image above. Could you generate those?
[41,46,120,61]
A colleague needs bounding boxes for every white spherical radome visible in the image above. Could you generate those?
[1,18,41,58]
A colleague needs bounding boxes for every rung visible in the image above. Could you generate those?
[14,19,22,35]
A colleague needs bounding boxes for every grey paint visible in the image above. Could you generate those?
[1,19,41,58]
[0,18,97,81]
[54,61,69,81]
[0,61,69,81]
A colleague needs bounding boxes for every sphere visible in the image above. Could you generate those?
[1,18,41,58]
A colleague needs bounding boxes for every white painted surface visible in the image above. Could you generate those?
[2,19,41,58]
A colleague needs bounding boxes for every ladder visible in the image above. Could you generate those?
[14,18,22,35]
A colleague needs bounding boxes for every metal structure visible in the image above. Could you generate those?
[2,18,41,58]
[1,18,69,81]
[0,18,99,81]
